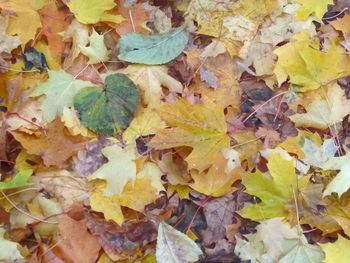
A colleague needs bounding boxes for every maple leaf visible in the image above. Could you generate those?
[11,118,87,168]
[118,162,164,211]
[89,180,124,225]
[156,222,203,263]
[66,0,124,24]
[30,70,94,122]
[61,19,89,65]
[295,0,333,21]
[89,144,136,196]
[290,84,350,129]
[274,35,350,91]
[190,153,241,197]
[116,65,183,108]
[39,1,69,58]
[0,0,46,45]
[90,162,163,225]
[241,153,310,221]
[320,235,350,263]
[149,98,230,171]
[79,29,110,64]
[123,108,166,144]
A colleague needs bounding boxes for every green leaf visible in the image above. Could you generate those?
[156,222,202,263]
[320,235,350,263]
[74,73,140,135]
[0,170,32,190]
[240,153,310,221]
[280,236,324,263]
[117,26,189,65]
[31,70,94,122]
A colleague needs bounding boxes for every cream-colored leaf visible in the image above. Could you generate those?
[89,145,136,196]
[116,65,183,107]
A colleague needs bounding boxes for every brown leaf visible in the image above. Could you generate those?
[53,215,101,263]
[86,213,157,261]
[12,118,87,168]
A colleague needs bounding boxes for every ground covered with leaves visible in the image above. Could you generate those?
[2,0,350,262]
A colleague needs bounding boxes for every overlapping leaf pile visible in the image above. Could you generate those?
[1,0,350,262]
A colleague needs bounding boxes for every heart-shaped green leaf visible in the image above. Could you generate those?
[74,73,140,135]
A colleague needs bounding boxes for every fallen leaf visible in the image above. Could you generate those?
[116,65,183,107]
[30,70,94,122]
[80,29,110,64]
[39,1,69,59]
[241,153,310,220]
[274,35,350,91]
[156,222,203,263]
[0,227,23,260]
[123,108,166,144]
[74,73,140,135]
[149,98,230,171]
[117,26,189,65]
[0,0,46,45]
[54,215,101,263]
[295,0,333,21]
[0,16,20,53]
[12,118,87,168]
[290,84,350,129]
[0,169,32,190]
[89,144,136,196]
[320,235,350,263]
[66,0,124,24]
[190,153,241,197]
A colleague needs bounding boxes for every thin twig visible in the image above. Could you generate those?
[242,91,288,123]
[0,190,57,224]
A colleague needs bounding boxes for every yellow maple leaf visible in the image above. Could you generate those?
[116,65,183,108]
[296,0,333,21]
[123,109,166,145]
[119,162,163,213]
[320,235,350,263]
[90,181,124,225]
[190,153,241,197]
[0,0,47,45]
[241,153,310,221]
[274,34,350,91]
[290,84,350,129]
[90,163,163,225]
[67,0,124,24]
[148,98,230,171]
[89,144,136,196]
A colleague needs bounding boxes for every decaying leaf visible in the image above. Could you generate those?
[12,118,87,168]
[156,222,203,263]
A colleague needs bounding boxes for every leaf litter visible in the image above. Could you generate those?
[2,0,350,262]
